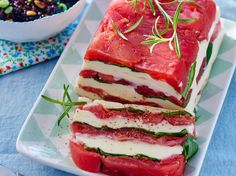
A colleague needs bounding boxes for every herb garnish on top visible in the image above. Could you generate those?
[112,0,198,58]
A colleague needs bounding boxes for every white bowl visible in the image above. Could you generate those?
[0,0,86,43]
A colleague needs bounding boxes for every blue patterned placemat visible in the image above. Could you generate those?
[0,6,87,76]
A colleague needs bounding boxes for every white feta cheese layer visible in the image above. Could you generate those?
[76,134,183,160]
[79,97,181,113]
[77,77,182,110]
[73,108,194,135]
[79,60,182,100]
[185,28,224,113]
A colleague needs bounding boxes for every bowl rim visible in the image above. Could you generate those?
[0,0,85,24]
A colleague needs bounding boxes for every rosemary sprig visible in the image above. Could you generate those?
[112,20,128,41]
[126,0,156,15]
[147,0,156,15]
[41,95,85,106]
[116,0,198,58]
[142,0,197,58]
[124,16,144,34]
[62,85,71,118]
[141,16,170,54]
[41,85,87,126]
[160,0,196,5]
[125,0,140,12]
[154,0,172,35]
[58,106,71,126]
[159,0,179,5]
[112,16,144,40]
[178,18,198,23]
[173,1,182,58]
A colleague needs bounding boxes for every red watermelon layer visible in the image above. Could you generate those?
[79,84,163,107]
[81,104,195,126]
[84,0,216,93]
[70,140,185,176]
[80,69,186,106]
[71,122,188,146]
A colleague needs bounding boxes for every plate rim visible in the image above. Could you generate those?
[16,1,95,175]
[16,1,236,175]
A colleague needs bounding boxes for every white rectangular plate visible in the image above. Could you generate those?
[16,0,236,176]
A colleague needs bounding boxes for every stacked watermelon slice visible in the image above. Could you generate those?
[71,0,224,175]
[70,98,198,176]
[76,0,223,114]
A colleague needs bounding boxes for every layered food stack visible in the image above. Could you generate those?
[70,97,198,176]
[76,0,223,114]
[70,0,223,175]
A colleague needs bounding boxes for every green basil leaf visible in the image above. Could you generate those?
[161,110,191,117]
[85,146,160,161]
[206,43,213,65]
[182,62,197,99]
[135,154,160,161]
[154,129,188,138]
[109,107,144,113]
[183,136,199,161]
[127,107,144,113]
[77,122,188,138]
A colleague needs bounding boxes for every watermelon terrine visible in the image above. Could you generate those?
[76,0,224,114]
[70,97,198,176]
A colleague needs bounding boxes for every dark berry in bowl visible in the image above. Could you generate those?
[0,0,86,42]
[0,0,80,22]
